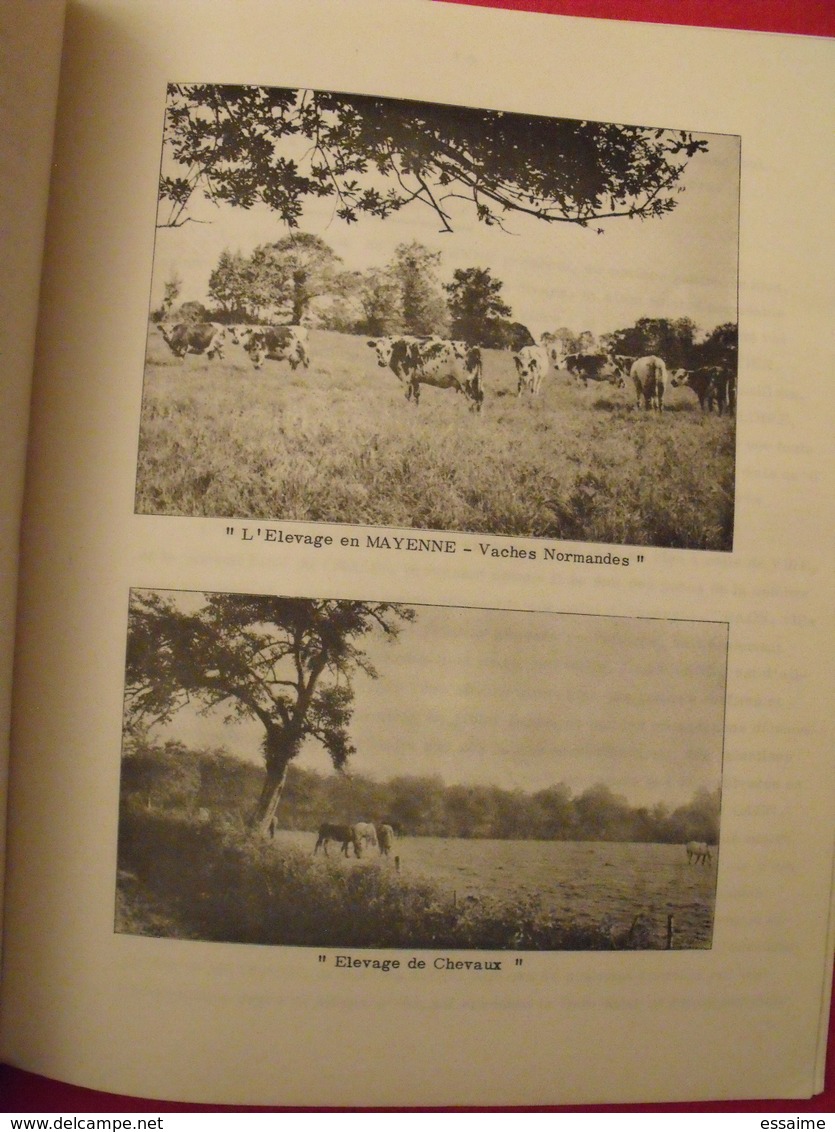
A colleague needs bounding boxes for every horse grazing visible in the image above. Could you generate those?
[376,823,395,856]
[686,841,713,865]
[314,823,357,857]
[352,822,378,857]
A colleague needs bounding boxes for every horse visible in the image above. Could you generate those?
[314,823,356,857]
[686,841,713,865]
[351,822,378,857]
[376,823,395,856]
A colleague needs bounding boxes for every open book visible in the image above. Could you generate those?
[2,0,834,1109]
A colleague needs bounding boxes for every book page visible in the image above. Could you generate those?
[2,0,833,1106]
[0,0,66,951]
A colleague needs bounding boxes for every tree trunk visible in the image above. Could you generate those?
[249,723,302,836]
[250,762,290,835]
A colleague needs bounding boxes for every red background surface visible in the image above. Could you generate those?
[3,0,833,1113]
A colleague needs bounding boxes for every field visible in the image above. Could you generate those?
[116,802,717,950]
[276,830,716,949]
[135,327,736,550]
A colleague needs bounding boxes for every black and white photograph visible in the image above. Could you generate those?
[136,85,739,551]
[117,588,725,950]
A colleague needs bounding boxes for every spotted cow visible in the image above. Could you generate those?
[367,336,484,410]
[158,321,227,361]
[513,344,550,396]
[233,324,310,371]
[671,366,735,414]
[565,352,626,388]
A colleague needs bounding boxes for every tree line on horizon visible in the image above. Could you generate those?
[121,739,721,846]
[154,232,536,350]
[153,230,737,371]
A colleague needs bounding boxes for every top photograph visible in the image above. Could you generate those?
[136,84,739,551]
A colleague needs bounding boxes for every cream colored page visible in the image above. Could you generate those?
[0,0,65,949]
[2,0,834,1105]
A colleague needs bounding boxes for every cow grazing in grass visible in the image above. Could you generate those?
[565,352,626,388]
[513,344,550,396]
[630,355,669,411]
[686,841,713,865]
[159,321,227,361]
[314,822,357,857]
[376,823,395,856]
[670,366,723,413]
[233,324,310,371]
[367,336,484,411]
[614,355,637,377]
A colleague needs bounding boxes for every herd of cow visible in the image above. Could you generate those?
[313,821,396,858]
[512,343,736,415]
[154,320,736,417]
[158,321,310,371]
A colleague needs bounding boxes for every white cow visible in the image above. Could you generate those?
[513,344,550,396]
[630,355,669,411]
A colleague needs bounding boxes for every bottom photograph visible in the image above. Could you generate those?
[116,588,725,950]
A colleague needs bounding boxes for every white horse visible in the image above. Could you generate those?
[351,822,378,857]
[686,841,713,865]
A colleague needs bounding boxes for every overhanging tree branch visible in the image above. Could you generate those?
[157,85,709,232]
[124,591,416,831]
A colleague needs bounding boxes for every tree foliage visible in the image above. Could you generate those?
[124,591,415,830]
[208,233,342,322]
[207,249,255,318]
[333,242,449,336]
[355,266,401,336]
[124,741,722,845]
[249,232,343,322]
[151,269,183,322]
[602,317,737,372]
[159,85,709,232]
[696,322,738,372]
[445,266,513,346]
[390,241,448,335]
[603,316,698,368]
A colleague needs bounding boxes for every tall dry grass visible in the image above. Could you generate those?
[117,803,632,949]
[136,328,735,550]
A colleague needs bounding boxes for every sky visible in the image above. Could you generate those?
[149,92,741,344]
[147,596,728,810]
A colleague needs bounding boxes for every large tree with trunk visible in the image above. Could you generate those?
[247,232,343,323]
[124,591,415,834]
[158,85,709,232]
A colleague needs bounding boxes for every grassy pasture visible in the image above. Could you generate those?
[117,805,711,949]
[136,326,735,549]
[277,830,714,948]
